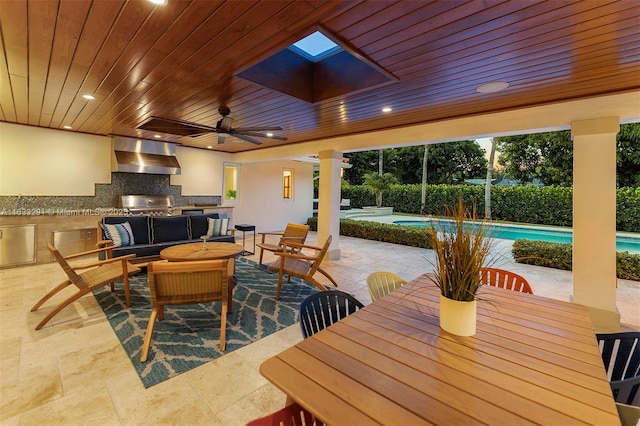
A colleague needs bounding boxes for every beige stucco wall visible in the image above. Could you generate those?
[170,146,233,195]
[232,160,314,233]
[0,122,111,195]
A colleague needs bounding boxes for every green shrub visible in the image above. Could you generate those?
[344,183,639,232]
[307,217,639,280]
[512,239,640,280]
[617,187,640,233]
[306,217,431,248]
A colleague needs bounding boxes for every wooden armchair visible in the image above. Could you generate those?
[257,223,310,266]
[479,267,534,294]
[31,243,140,330]
[268,235,338,300]
[141,259,232,362]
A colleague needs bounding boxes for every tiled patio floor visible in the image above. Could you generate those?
[1,229,638,425]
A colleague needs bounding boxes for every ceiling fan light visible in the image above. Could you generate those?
[476,81,509,93]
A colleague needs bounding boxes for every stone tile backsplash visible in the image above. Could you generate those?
[0,172,221,213]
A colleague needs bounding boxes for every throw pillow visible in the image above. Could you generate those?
[207,217,229,237]
[101,222,135,247]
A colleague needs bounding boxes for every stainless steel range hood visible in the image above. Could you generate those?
[111,136,181,175]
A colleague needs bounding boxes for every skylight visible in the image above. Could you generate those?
[290,31,341,61]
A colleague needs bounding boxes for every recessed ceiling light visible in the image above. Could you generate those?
[153,134,161,139]
[476,81,509,93]
[82,94,95,100]
[63,125,72,129]
[266,132,273,137]
[207,145,213,149]
[382,106,392,113]
[148,0,167,5]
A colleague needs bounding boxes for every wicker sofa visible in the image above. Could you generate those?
[97,213,235,263]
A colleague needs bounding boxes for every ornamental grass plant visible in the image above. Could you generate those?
[426,198,494,302]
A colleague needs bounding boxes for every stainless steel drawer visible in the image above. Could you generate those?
[0,224,37,268]
[51,228,98,259]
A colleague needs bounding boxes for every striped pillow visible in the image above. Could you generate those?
[207,218,229,237]
[101,222,135,247]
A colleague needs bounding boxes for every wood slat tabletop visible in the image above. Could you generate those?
[260,273,620,425]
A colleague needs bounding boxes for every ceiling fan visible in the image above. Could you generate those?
[138,106,287,145]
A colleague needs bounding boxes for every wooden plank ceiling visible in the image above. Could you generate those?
[1,0,638,153]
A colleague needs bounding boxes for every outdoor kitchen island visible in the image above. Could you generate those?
[0,206,233,267]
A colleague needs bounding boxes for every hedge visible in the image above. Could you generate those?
[307,217,640,280]
[341,184,640,232]
[512,240,640,281]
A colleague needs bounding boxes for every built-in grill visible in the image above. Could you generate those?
[120,195,175,216]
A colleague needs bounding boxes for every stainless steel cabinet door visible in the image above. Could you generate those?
[0,224,37,267]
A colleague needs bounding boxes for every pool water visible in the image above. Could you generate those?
[393,220,640,254]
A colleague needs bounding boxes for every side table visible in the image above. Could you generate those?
[234,224,255,256]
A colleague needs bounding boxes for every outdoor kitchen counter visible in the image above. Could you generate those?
[0,211,118,266]
[175,205,234,216]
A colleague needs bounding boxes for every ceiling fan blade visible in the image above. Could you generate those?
[237,131,288,141]
[233,126,283,132]
[218,134,227,144]
[231,133,262,145]
[138,117,217,137]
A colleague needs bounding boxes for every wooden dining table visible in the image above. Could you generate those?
[259,273,620,425]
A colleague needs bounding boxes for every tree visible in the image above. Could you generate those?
[496,134,542,184]
[362,172,398,207]
[421,144,429,213]
[617,123,640,187]
[425,141,487,184]
[484,138,497,219]
[344,141,486,186]
[497,124,640,187]
[343,151,379,184]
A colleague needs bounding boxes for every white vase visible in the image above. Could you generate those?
[439,294,477,336]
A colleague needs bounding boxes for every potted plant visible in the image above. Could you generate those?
[361,172,397,214]
[425,197,494,336]
[226,189,237,200]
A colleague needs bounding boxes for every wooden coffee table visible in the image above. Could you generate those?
[159,242,244,312]
[159,241,244,262]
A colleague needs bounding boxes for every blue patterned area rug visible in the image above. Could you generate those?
[93,257,318,388]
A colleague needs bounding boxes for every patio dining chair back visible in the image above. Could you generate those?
[480,267,534,294]
[366,271,407,302]
[299,290,364,339]
[245,402,324,426]
[596,332,640,406]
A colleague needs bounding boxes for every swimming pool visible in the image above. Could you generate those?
[392,219,640,254]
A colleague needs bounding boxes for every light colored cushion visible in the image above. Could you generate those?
[101,222,135,247]
[207,217,229,237]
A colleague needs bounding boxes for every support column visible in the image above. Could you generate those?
[318,150,343,260]
[571,117,620,331]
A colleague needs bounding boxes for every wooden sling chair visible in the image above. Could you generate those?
[141,259,232,362]
[268,235,338,300]
[256,223,310,266]
[31,243,140,330]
